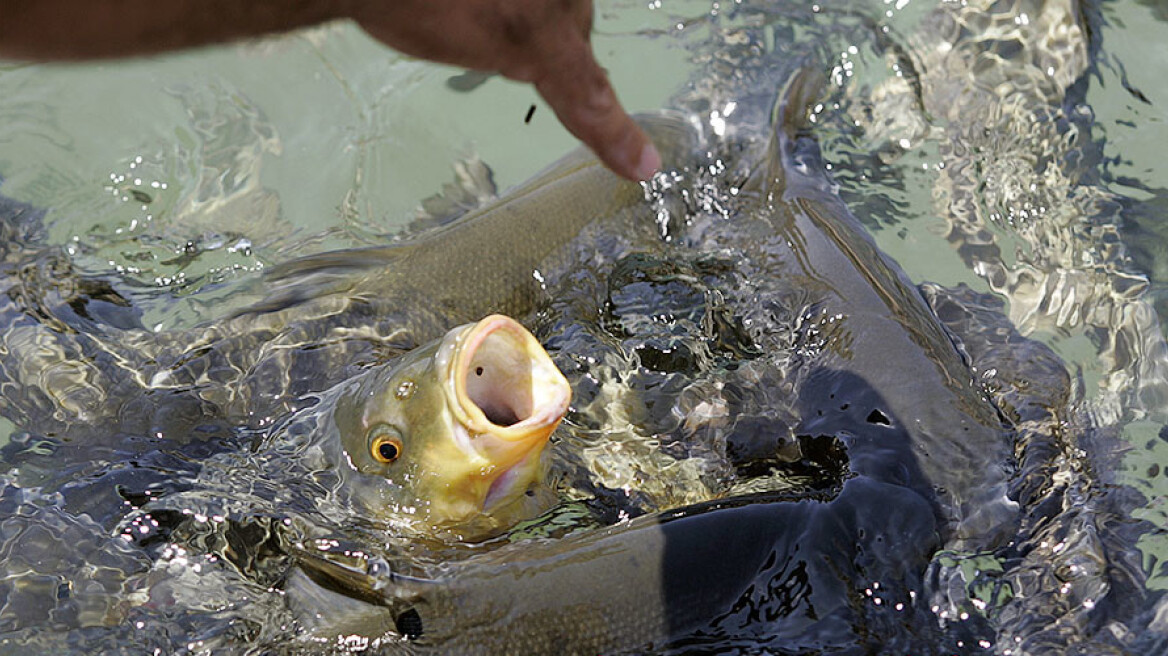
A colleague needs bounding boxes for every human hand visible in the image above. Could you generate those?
[347,0,661,181]
[0,0,660,181]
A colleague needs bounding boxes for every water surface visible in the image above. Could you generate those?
[2,0,1168,653]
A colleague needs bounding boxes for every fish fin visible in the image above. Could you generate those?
[403,155,499,237]
[286,545,443,642]
[633,111,704,167]
[289,542,433,606]
[744,66,829,194]
[263,245,415,285]
[284,566,399,640]
[240,245,415,315]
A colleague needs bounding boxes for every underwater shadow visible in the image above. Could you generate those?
[656,366,992,654]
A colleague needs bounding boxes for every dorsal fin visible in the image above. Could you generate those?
[242,244,414,315]
[288,543,435,608]
[743,66,829,195]
[263,245,413,283]
[284,567,398,639]
[768,67,827,174]
[401,155,498,238]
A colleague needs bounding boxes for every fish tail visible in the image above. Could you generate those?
[758,66,829,191]
[775,66,828,141]
[747,65,831,196]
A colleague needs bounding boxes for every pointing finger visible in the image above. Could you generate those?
[532,38,661,182]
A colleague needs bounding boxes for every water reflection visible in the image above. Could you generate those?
[0,0,1167,654]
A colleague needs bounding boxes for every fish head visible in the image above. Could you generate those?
[333,315,570,537]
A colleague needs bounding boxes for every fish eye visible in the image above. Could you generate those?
[369,426,404,464]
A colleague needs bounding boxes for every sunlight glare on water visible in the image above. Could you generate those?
[2,0,1168,653]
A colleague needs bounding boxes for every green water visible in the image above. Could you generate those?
[3,0,1168,648]
[0,11,697,334]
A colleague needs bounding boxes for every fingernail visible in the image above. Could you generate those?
[633,142,661,181]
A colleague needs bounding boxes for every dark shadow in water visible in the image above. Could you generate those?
[655,367,994,654]
[0,177,46,260]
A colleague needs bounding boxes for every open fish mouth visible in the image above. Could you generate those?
[441,315,571,504]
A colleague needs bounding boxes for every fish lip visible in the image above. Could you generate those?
[442,314,570,466]
[482,451,538,511]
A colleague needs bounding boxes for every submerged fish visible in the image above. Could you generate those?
[286,66,1017,653]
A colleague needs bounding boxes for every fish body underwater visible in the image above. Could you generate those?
[0,113,695,638]
[283,68,1019,654]
[0,0,1159,653]
[326,314,570,536]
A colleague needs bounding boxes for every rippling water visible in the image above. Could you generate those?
[2,0,1168,654]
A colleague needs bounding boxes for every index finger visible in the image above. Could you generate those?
[532,38,661,182]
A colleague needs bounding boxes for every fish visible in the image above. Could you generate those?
[286,65,1018,653]
[0,311,571,634]
[0,110,705,634]
[289,476,941,654]
[0,113,699,439]
[328,314,570,536]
